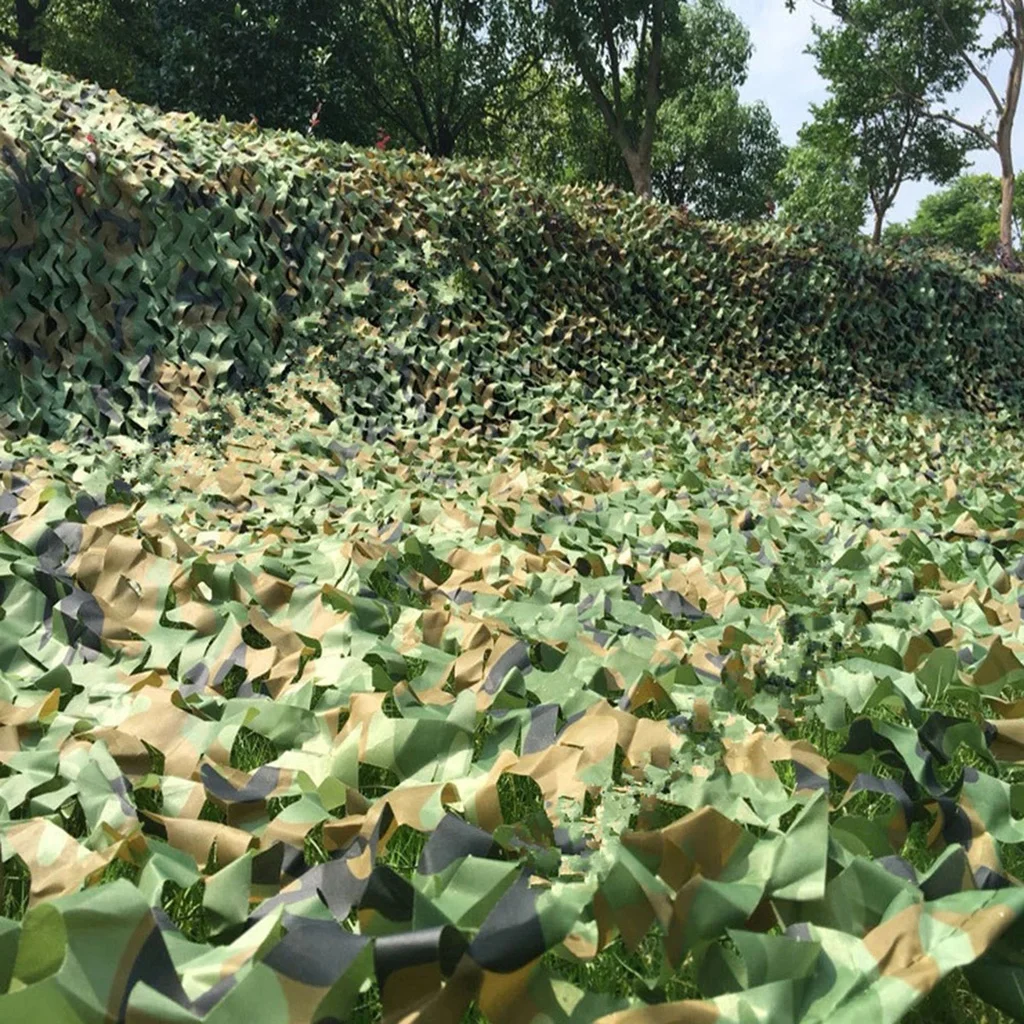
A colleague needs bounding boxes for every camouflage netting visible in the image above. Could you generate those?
[3,57,1024,1024]
[3,56,1024,441]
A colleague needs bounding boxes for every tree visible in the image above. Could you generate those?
[884,171,1024,252]
[1,0,152,93]
[342,0,548,158]
[535,0,783,212]
[545,0,678,195]
[656,91,785,219]
[33,0,149,94]
[105,0,372,143]
[496,69,629,186]
[775,124,869,236]
[0,0,51,63]
[792,0,1024,258]
[653,0,786,218]
[806,4,970,242]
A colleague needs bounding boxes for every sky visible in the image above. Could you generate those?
[723,0,1022,227]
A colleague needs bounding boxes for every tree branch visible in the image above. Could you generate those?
[806,0,1002,137]
[468,50,550,132]
[551,0,629,151]
[999,0,1015,39]
[444,0,475,149]
[935,5,1004,115]
[598,0,623,120]
[633,8,648,138]
[375,0,440,151]
[1002,2,1024,138]
[364,68,431,149]
[925,104,996,148]
[360,46,431,150]
[639,0,663,158]
[431,0,446,139]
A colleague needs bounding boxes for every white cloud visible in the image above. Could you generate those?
[723,0,1022,227]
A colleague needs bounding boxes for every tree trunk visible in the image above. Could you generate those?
[12,37,42,64]
[435,118,456,159]
[998,141,1016,253]
[12,0,48,65]
[623,147,653,197]
[871,208,884,244]
[996,3,1023,256]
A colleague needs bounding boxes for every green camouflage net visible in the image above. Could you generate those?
[3,58,1024,440]
[2,57,1024,1024]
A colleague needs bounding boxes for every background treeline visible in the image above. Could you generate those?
[2,0,1022,257]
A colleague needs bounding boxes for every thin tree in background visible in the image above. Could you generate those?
[807,5,969,243]
[344,0,548,158]
[546,0,677,196]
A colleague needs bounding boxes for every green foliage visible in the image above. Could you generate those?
[543,0,682,192]
[0,0,48,64]
[791,0,1023,253]
[656,91,784,220]
[503,0,786,218]
[503,69,629,189]
[342,0,548,158]
[539,0,784,208]
[886,173,1024,254]
[805,0,972,240]
[127,0,370,141]
[652,0,786,219]
[30,0,144,94]
[776,129,868,237]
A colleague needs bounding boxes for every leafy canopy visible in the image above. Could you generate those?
[806,0,971,239]
[885,172,1024,253]
[775,120,869,237]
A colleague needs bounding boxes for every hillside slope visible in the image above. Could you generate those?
[2,57,1024,440]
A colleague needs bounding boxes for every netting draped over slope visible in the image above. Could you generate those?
[3,57,1024,440]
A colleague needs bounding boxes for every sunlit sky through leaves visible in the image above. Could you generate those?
[726,0,1024,228]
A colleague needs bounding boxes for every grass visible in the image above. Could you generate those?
[906,970,1015,1024]
[359,764,402,800]
[544,931,700,1005]
[230,727,282,771]
[378,825,428,876]
[0,856,30,921]
[348,984,487,1023]
[497,773,546,824]
[304,822,331,867]
[161,880,209,943]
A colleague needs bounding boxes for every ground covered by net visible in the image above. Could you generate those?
[3,370,1024,1023]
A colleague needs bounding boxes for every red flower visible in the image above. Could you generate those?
[307,101,323,136]
[375,128,390,151]
[85,133,96,145]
